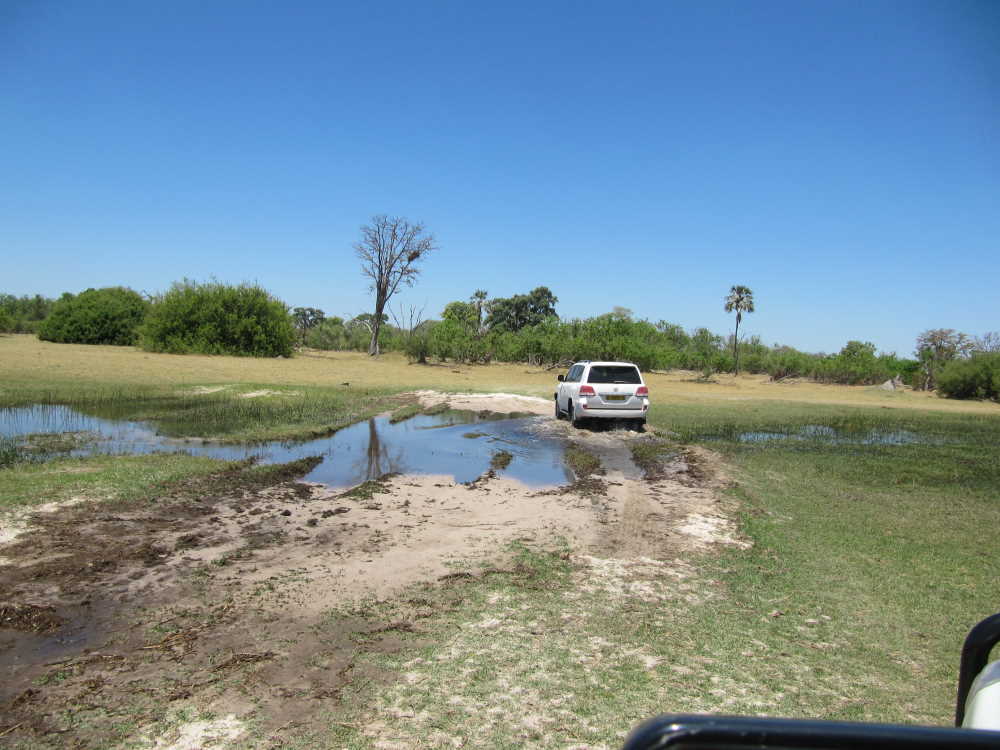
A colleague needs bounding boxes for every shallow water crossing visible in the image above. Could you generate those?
[0,406,572,487]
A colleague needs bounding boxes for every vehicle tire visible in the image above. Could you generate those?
[554,398,562,420]
[634,419,646,432]
[569,402,583,429]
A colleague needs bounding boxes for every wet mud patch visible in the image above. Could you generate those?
[0,458,457,746]
[0,603,65,634]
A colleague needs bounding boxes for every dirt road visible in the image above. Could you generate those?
[0,393,744,748]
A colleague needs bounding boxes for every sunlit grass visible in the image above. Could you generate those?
[0,453,227,513]
[653,401,1000,726]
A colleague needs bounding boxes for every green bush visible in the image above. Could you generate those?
[140,280,295,357]
[37,287,147,345]
[403,321,435,364]
[936,353,1000,402]
[305,317,349,350]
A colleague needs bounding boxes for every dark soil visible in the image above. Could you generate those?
[0,457,429,748]
[0,603,65,634]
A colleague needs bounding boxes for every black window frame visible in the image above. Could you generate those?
[584,365,642,385]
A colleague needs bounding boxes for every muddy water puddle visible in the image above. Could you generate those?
[0,406,572,487]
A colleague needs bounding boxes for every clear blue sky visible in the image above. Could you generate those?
[3,0,997,356]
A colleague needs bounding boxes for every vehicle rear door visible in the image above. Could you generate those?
[584,365,644,409]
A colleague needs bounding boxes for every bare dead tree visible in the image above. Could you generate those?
[391,302,430,364]
[354,215,436,355]
[974,331,1000,354]
[390,302,426,332]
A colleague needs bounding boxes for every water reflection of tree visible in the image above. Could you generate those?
[355,418,403,480]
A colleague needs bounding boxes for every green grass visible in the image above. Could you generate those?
[564,445,602,477]
[651,398,999,444]
[629,437,677,478]
[0,435,25,468]
[338,474,397,501]
[490,449,514,471]
[388,403,423,423]
[0,453,228,513]
[652,401,1000,724]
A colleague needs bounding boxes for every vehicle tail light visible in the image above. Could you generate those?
[579,385,596,396]
[635,386,649,397]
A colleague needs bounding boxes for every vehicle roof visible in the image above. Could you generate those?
[574,361,639,367]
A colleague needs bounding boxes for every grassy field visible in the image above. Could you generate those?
[2,334,999,746]
[3,333,997,413]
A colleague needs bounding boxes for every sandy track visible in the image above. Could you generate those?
[413,389,553,416]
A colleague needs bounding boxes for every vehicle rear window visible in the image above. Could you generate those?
[586,366,641,384]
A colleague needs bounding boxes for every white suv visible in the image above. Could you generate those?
[554,361,649,429]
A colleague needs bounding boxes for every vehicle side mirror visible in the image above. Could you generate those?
[557,375,564,382]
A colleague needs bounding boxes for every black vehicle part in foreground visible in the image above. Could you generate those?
[621,714,1000,749]
[624,612,1000,748]
[956,612,1000,727]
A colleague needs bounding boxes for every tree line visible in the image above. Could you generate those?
[3,282,294,357]
[4,281,996,400]
[0,293,55,334]
[3,215,996,401]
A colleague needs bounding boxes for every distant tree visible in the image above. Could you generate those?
[830,340,883,384]
[0,293,56,333]
[839,340,878,360]
[610,306,634,320]
[937,352,1000,402]
[430,300,488,363]
[974,331,1000,354]
[916,328,973,360]
[0,311,13,333]
[355,215,436,356]
[38,287,148,346]
[350,312,388,336]
[442,301,478,331]
[471,289,488,334]
[655,321,689,349]
[914,328,973,390]
[688,327,724,363]
[291,307,325,343]
[305,316,348,350]
[485,286,558,333]
[31,294,49,320]
[724,285,755,374]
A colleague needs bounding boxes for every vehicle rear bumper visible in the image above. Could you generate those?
[579,407,647,419]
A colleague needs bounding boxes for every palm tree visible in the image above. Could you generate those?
[470,289,488,335]
[724,285,755,375]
